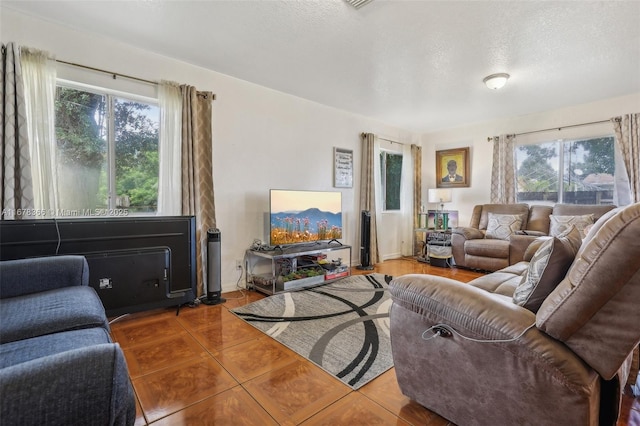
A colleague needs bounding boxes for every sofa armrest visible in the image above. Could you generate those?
[0,343,135,426]
[0,256,89,299]
[390,274,536,338]
[452,226,485,240]
[451,227,485,266]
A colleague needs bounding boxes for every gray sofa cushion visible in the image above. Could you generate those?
[464,238,509,258]
[0,327,112,368]
[0,286,109,344]
[468,262,529,296]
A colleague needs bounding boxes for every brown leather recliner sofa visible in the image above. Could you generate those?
[389,203,640,426]
[451,203,616,271]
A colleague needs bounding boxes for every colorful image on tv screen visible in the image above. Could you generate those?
[270,190,342,245]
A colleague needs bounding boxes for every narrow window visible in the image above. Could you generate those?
[380,151,403,210]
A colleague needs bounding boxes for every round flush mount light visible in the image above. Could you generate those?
[483,73,510,90]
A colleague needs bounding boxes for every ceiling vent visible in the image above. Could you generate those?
[344,0,374,9]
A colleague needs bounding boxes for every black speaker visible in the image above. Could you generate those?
[202,228,225,305]
[357,210,374,270]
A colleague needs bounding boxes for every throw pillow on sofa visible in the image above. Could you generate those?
[513,226,581,313]
[523,237,549,262]
[485,213,524,240]
[550,214,594,238]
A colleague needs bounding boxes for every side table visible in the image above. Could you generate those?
[417,230,452,267]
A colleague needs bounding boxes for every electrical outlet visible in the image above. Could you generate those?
[235,259,243,270]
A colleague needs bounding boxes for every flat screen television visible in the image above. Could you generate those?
[269,189,342,246]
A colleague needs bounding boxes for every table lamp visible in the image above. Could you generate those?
[428,188,452,230]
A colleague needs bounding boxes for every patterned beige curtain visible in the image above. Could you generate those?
[611,114,640,203]
[412,144,422,255]
[359,133,380,265]
[490,134,516,204]
[1,43,34,219]
[181,85,216,295]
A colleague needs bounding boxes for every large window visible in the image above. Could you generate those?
[516,136,615,205]
[380,150,403,210]
[55,84,159,215]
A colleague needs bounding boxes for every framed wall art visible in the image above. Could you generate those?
[436,147,470,188]
[334,147,353,188]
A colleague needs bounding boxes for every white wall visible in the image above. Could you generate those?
[1,8,417,292]
[421,93,640,227]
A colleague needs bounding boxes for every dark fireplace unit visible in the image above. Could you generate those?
[0,216,197,316]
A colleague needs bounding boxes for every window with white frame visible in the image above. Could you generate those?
[516,136,616,205]
[379,150,403,210]
[55,83,159,215]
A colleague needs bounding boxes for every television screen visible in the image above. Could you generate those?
[270,189,342,246]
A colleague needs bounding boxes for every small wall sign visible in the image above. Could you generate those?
[334,147,353,188]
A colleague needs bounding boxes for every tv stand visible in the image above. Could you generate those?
[245,242,351,295]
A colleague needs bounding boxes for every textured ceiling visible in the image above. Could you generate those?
[3,1,640,132]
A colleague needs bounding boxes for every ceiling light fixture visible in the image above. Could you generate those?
[483,73,510,90]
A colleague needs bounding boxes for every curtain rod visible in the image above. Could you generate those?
[379,137,405,145]
[361,132,404,145]
[56,59,157,85]
[486,118,617,142]
[56,59,216,100]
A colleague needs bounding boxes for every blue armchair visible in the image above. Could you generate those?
[0,256,135,426]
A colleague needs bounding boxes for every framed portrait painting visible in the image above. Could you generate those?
[436,147,470,188]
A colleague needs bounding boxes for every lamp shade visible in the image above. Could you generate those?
[428,188,452,204]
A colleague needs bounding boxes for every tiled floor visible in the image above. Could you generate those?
[110,258,640,425]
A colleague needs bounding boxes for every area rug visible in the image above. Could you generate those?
[231,273,393,389]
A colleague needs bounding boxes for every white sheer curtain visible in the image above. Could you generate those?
[400,142,414,256]
[157,80,183,215]
[21,46,58,215]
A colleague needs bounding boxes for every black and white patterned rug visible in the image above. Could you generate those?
[232,273,393,389]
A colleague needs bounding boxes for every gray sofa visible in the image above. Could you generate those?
[389,203,640,425]
[451,203,616,271]
[0,256,135,426]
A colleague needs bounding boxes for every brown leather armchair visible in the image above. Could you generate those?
[390,203,640,426]
[451,203,615,271]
